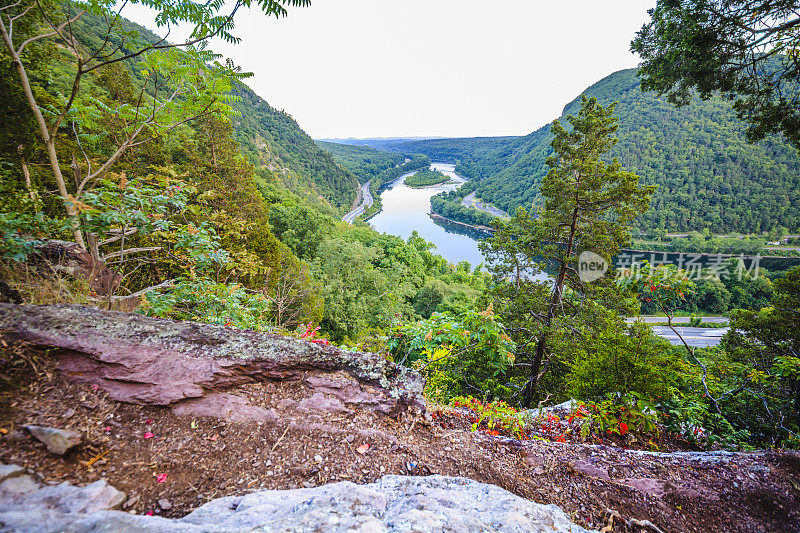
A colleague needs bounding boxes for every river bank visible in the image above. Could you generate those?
[429,212,494,233]
[368,163,486,267]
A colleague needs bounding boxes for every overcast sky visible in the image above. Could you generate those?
[124,0,656,139]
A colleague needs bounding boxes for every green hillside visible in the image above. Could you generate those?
[62,14,359,215]
[231,88,358,213]
[315,141,405,184]
[383,69,800,233]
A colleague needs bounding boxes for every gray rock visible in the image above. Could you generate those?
[158,499,173,510]
[0,470,594,532]
[0,476,125,516]
[0,464,25,483]
[24,425,82,455]
[26,479,126,513]
[0,474,39,495]
[122,495,139,509]
[521,399,578,421]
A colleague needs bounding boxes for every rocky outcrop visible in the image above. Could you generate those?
[0,304,423,416]
[0,467,593,532]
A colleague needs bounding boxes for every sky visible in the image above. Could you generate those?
[123,0,657,139]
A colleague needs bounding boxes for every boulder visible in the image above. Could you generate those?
[0,304,424,416]
[0,467,594,532]
[24,425,82,455]
[171,392,278,424]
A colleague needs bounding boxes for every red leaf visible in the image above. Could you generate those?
[156,473,167,483]
[356,443,370,454]
[620,423,629,435]
[143,432,154,439]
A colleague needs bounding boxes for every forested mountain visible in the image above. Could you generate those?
[231,88,358,213]
[315,141,405,184]
[61,14,359,215]
[379,69,800,233]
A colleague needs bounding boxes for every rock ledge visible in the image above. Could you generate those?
[0,465,592,532]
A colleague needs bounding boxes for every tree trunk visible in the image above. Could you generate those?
[523,201,579,406]
[0,19,86,250]
[18,146,35,200]
[795,377,800,430]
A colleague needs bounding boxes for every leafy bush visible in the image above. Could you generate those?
[143,277,271,330]
[388,305,516,402]
[451,396,528,439]
[571,393,661,445]
[565,320,680,401]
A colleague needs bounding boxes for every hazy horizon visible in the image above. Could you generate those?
[123,0,656,139]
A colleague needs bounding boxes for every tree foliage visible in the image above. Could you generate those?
[632,0,800,150]
[482,97,653,406]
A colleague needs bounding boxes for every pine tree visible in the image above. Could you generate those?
[484,96,654,406]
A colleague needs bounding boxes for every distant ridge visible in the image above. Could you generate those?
[372,69,800,233]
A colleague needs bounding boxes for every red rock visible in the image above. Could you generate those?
[0,304,424,417]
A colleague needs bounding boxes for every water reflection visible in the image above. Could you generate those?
[369,163,488,268]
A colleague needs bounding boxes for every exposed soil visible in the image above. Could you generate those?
[2,344,799,532]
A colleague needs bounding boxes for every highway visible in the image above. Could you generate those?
[461,191,508,218]
[342,180,373,224]
[625,316,729,324]
[650,326,729,348]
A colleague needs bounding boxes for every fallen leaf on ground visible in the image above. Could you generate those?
[156,473,167,483]
[143,432,154,439]
[208,434,218,441]
[356,443,369,454]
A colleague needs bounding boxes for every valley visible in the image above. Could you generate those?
[2,2,800,532]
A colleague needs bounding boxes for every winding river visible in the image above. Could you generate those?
[368,163,489,267]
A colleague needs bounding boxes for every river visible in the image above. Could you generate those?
[368,163,489,267]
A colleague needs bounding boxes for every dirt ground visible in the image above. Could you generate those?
[1,348,799,532]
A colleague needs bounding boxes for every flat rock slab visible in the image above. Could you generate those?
[0,470,593,532]
[0,304,423,415]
